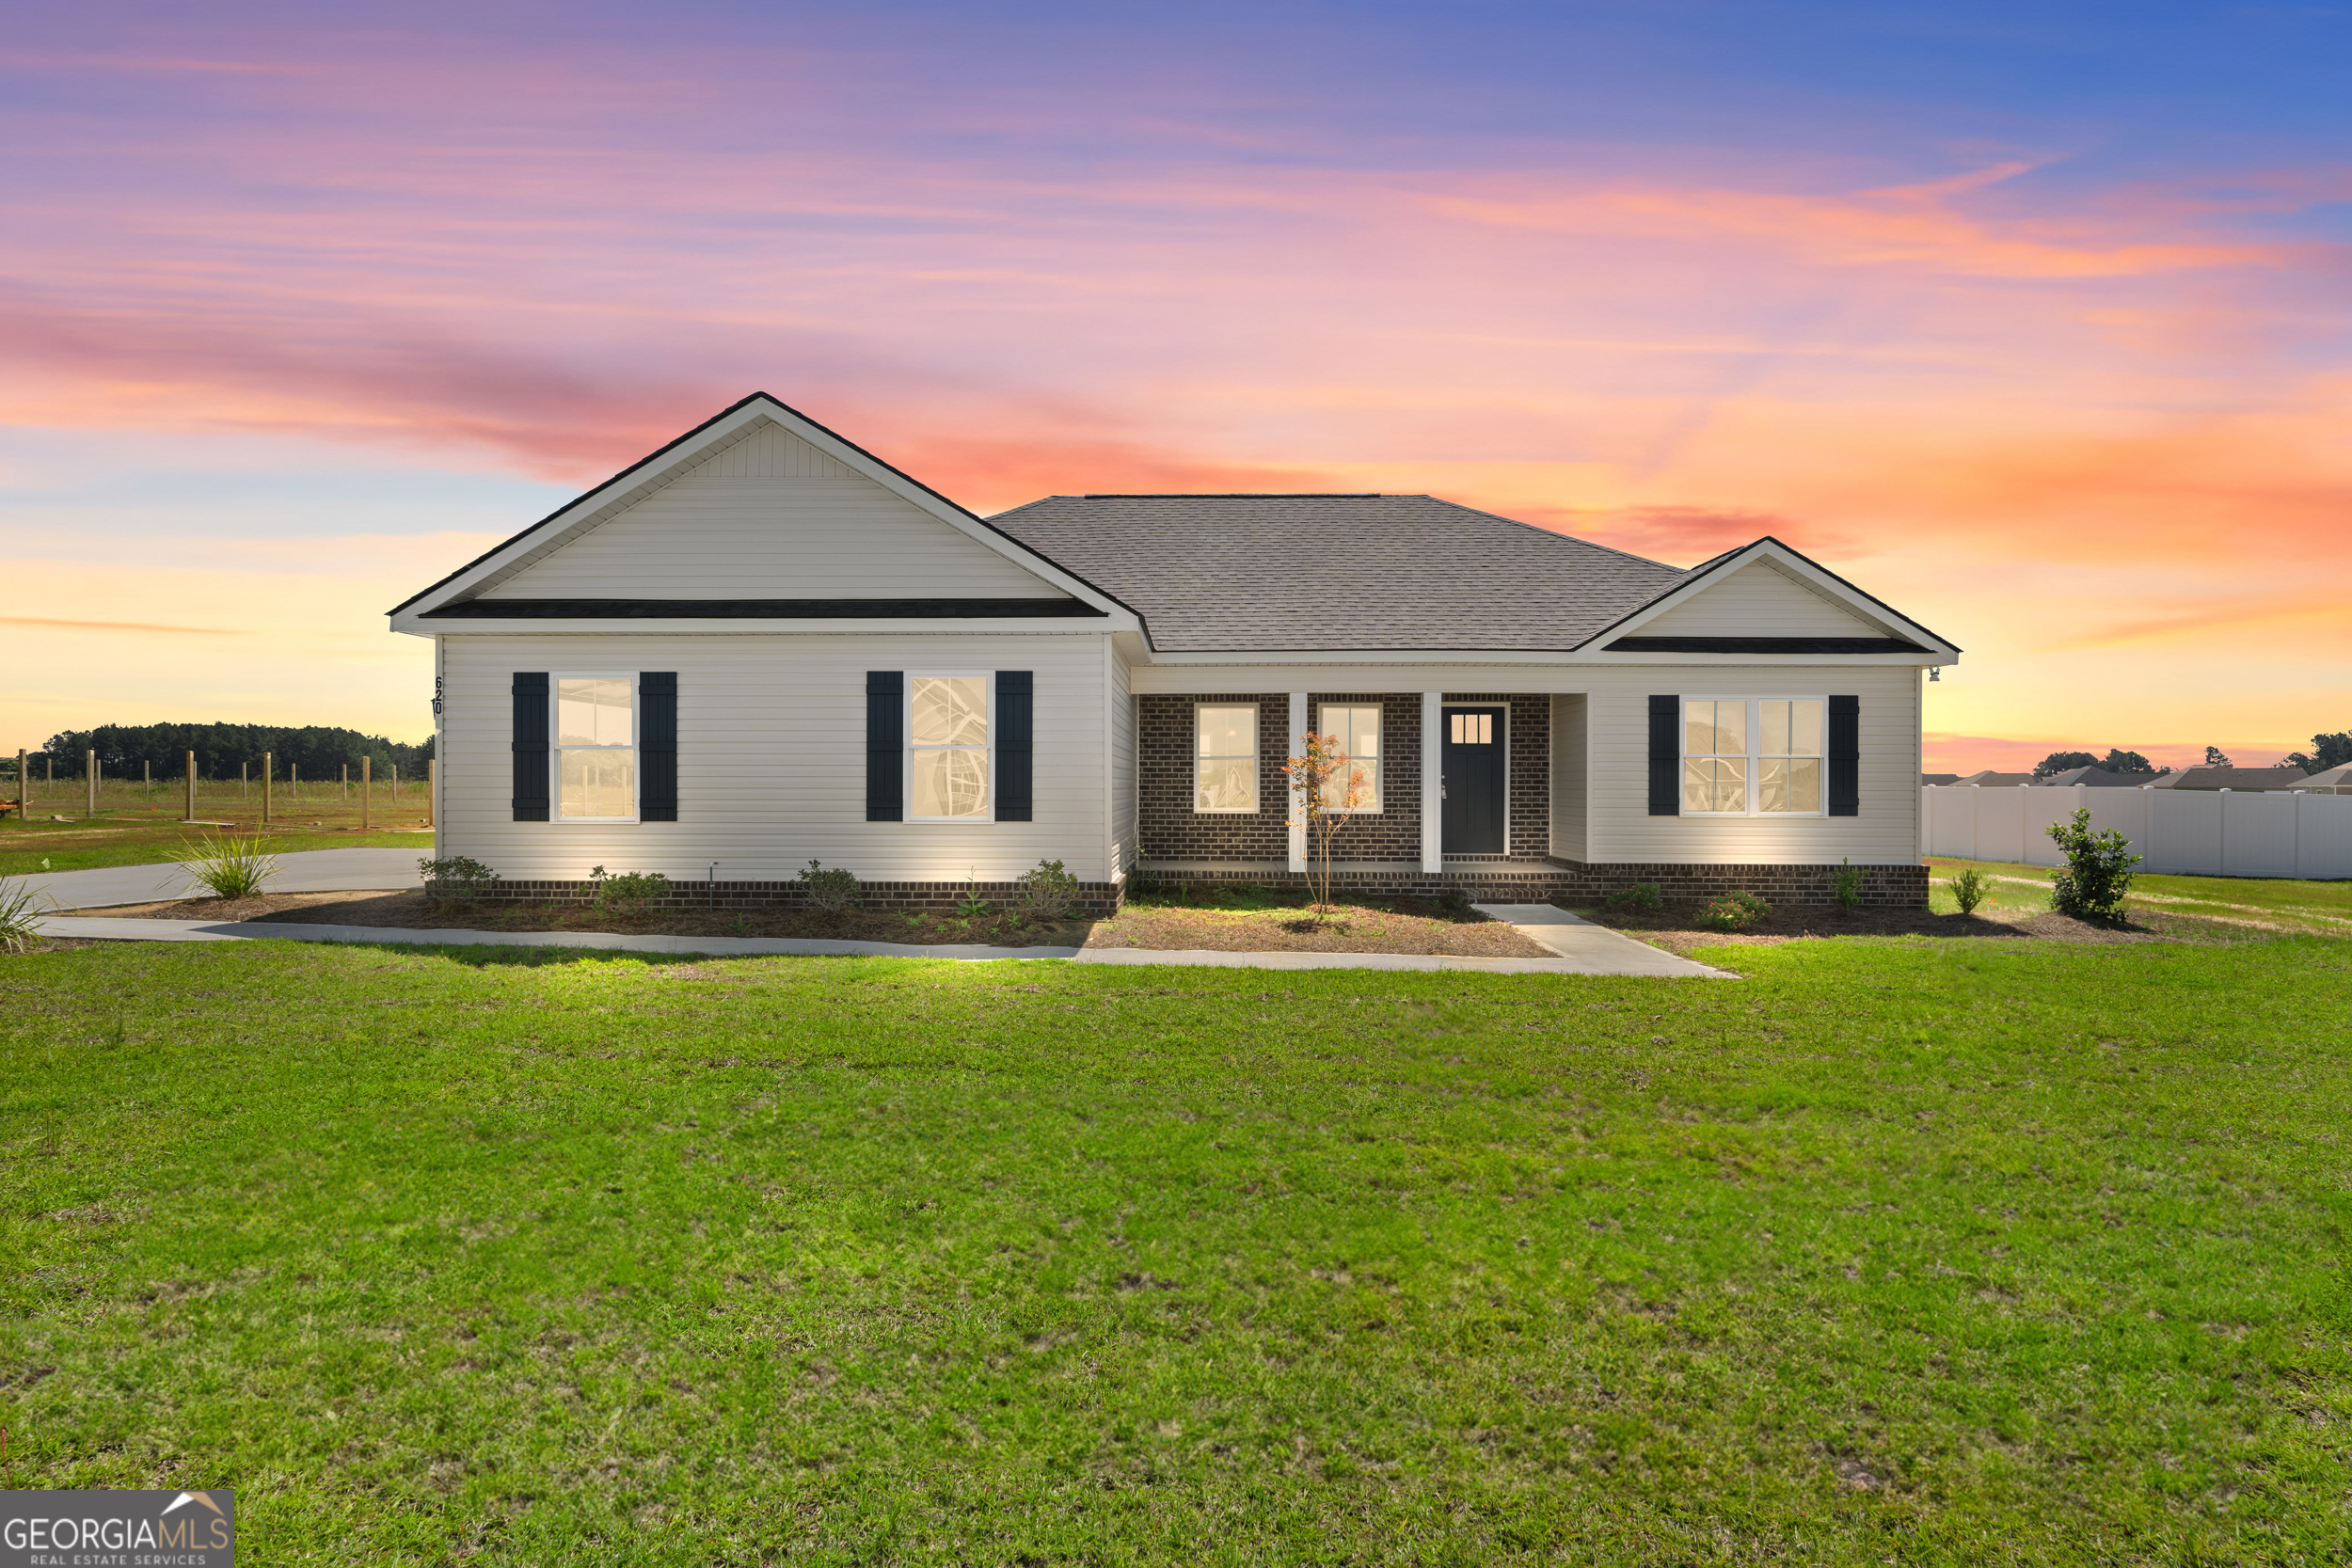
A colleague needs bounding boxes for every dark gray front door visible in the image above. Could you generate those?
[1441,706,1506,854]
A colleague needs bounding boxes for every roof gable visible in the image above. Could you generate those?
[389,393,1136,626]
[1587,538,1958,657]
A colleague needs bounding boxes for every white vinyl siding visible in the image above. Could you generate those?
[1110,648,1136,879]
[1549,693,1587,862]
[435,632,1113,879]
[1635,562,1885,639]
[479,421,1067,602]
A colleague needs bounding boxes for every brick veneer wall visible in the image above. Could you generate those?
[1309,692,1422,862]
[452,877,1124,917]
[1140,860,1929,909]
[1136,693,1290,862]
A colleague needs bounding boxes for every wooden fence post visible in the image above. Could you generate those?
[185,750,198,822]
[86,749,98,818]
[262,752,273,825]
[242,761,249,800]
[144,760,151,802]
[292,762,299,800]
[391,763,400,801]
[361,756,372,831]
[12,749,23,823]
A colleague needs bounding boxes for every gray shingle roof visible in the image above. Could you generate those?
[985,494,1689,652]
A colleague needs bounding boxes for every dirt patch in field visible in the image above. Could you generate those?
[1088,898,1550,958]
[1576,899,2250,955]
[69,889,1091,947]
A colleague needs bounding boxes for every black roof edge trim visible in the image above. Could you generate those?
[1570,536,1963,654]
[385,392,1152,641]
[420,598,1110,621]
[1604,636,1930,654]
[1078,492,1386,499]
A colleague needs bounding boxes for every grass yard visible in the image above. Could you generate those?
[0,778,430,876]
[1924,857,2352,938]
[3,933,2348,1563]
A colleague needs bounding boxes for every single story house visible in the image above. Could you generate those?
[1921,772,1960,786]
[2033,766,2148,787]
[1952,770,2036,788]
[389,393,1961,911]
[2299,764,2352,795]
[2152,766,2309,792]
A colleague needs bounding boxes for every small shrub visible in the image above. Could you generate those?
[1604,882,1663,914]
[0,874,56,953]
[178,835,278,900]
[1696,891,1771,933]
[420,855,499,903]
[589,865,671,913]
[1950,866,1992,915]
[797,859,863,912]
[2047,806,2140,920]
[956,872,994,919]
[1014,859,1083,920]
[1834,859,1863,912]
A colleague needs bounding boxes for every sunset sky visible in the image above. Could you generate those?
[5,1,2346,770]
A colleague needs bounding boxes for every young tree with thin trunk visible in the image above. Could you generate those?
[1283,729,1370,918]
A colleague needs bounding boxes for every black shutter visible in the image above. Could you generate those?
[512,673,549,821]
[640,672,677,821]
[997,671,1033,821]
[1647,695,1679,816]
[1828,694,1860,816]
[866,671,903,821]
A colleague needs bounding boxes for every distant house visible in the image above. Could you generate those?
[2152,766,2309,792]
[2033,766,2148,787]
[1921,772,1960,786]
[1952,770,2035,787]
[2299,764,2352,795]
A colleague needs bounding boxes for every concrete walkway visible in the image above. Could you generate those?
[1472,903,1730,977]
[16,847,423,911]
[19,849,1729,977]
[33,911,1729,976]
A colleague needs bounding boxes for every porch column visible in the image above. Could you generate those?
[1421,690,1442,874]
[1287,691,1307,873]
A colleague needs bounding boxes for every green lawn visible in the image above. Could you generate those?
[1924,856,2352,936]
[4,935,2348,1563]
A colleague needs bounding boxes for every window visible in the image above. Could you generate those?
[908,674,991,820]
[1683,698,1823,816]
[1449,712,1492,745]
[1758,699,1823,814]
[1194,704,1258,812]
[555,674,636,821]
[1316,703,1382,811]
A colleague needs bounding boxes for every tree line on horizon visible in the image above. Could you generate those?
[2029,730,2352,780]
[25,722,436,781]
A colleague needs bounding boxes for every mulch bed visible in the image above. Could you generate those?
[72,890,1091,947]
[1574,900,2246,955]
[1088,898,1550,958]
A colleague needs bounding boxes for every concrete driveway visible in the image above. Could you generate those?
[15,847,425,911]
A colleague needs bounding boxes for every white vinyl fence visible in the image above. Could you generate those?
[1923,785,2352,879]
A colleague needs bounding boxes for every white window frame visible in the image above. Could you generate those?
[1680,695,1827,818]
[1192,702,1260,815]
[905,671,995,825]
[551,670,640,825]
[1315,701,1385,815]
